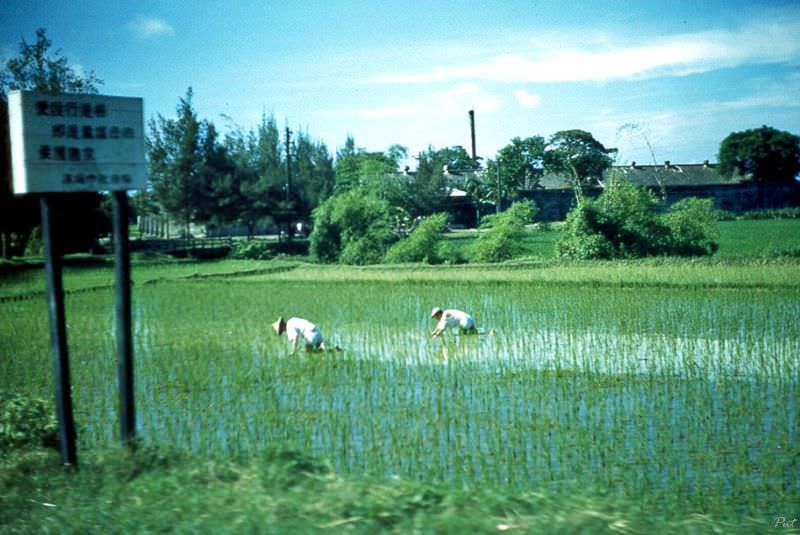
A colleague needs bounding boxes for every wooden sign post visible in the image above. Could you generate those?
[8,90,146,464]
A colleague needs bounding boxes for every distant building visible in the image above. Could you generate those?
[524,161,800,221]
[446,160,800,224]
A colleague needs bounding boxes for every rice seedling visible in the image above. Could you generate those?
[1,267,797,519]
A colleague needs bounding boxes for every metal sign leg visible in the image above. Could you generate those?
[112,191,136,447]
[40,194,77,466]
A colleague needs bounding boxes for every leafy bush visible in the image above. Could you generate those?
[308,201,341,263]
[597,178,670,257]
[556,203,616,260]
[339,234,388,265]
[385,213,449,264]
[309,189,394,265]
[470,201,538,263]
[557,178,718,259]
[435,240,467,264]
[0,392,58,452]
[229,240,273,260]
[663,198,719,256]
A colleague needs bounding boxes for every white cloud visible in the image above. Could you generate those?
[513,89,541,108]
[432,83,499,114]
[320,83,499,120]
[719,85,800,110]
[320,105,419,119]
[128,16,175,39]
[366,18,800,85]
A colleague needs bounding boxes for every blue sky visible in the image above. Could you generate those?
[2,0,799,167]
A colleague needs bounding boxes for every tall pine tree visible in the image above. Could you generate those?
[147,88,204,236]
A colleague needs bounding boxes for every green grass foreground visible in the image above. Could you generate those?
[1,447,781,534]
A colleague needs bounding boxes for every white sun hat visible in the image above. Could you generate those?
[271,316,284,334]
[431,307,443,317]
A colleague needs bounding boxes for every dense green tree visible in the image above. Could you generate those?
[332,142,478,219]
[129,188,160,221]
[489,136,546,193]
[359,151,403,199]
[333,136,405,197]
[215,126,254,234]
[333,135,361,192]
[476,136,546,218]
[194,115,332,238]
[240,114,283,236]
[410,145,478,217]
[1,28,107,257]
[146,88,205,236]
[291,129,334,218]
[254,114,284,184]
[195,122,240,227]
[718,126,800,182]
[463,170,495,225]
[0,28,102,95]
[544,130,616,202]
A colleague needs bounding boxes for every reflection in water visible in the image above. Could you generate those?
[111,287,800,502]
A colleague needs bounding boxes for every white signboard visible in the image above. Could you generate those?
[8,90,146,193]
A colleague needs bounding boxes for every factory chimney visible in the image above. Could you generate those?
[468,109,476,160]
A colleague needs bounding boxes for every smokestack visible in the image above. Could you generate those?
[468,109,476,160]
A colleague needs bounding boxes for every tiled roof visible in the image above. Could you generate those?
[610,162,742,187]
[539,162,744,190]
[429,162,746,191]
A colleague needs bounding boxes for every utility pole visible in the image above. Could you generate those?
[285,127,292,202]
[285,126,293,241]
[496,158,501,214]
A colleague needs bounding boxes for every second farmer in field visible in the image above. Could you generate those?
[272,316,329,354]
[430,307,478,336]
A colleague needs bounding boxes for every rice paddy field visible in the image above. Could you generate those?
[2,257,799,523]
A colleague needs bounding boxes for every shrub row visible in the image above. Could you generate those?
[557,179,718,260]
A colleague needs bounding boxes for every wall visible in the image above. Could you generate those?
[513,181,800,222]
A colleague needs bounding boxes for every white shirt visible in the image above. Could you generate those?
[436,309,475,332]
[286,317,323,347]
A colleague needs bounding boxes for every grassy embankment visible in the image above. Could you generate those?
[2,447,782,534]
[2,218,799,299]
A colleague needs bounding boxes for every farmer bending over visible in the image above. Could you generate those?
[272,316,328,354]
[431,307,478,336]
